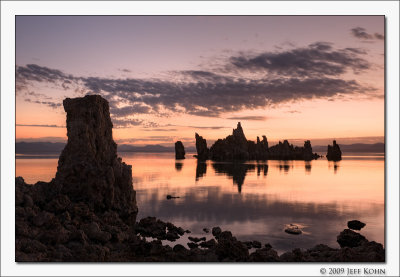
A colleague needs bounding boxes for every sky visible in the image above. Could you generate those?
[15,16,385,147]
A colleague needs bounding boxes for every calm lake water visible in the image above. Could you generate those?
[16,152,385,254]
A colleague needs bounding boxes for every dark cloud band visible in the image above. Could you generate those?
[351,27,384,41]
[16,41,377,125]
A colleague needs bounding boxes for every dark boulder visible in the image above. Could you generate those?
[252,240,262,248]
[327,140,342,161]
[187,242,198,249]
[249,247,279,262]
[347,220,366,230]
[337,229,367,248]
[188,236,206,243]
[215,232,249,261]
[199,239,216,249]
[175,141,185,159]
[212,226,222,238]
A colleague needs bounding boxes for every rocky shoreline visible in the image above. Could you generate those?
[15,95,382,262]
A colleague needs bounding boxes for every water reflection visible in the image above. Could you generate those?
[212,163,260,193]
[195,161,207,181]
[17,152,384,255]
[328,161,340,174]
[137,185,384,254]
[175,162,183,171]
[257,163,269,176]
[277,161,293,173]
[305,162,312,174]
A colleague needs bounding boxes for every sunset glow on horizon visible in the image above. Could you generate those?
[16,16,384,147]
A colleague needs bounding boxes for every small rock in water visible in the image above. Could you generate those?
[337,229,367,248]
[347,220,366,231]
[203,228,210,233]
[284,224,302,235]
[166,195,180,200]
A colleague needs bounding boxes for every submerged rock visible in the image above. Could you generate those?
[327,140,342,161]
[284,224,302,235]
[347,220,366,231]
[175,141,185,159]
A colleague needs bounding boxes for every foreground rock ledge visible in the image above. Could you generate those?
[15,95,384,262]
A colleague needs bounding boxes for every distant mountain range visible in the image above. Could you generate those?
[16,142,66,153]
[16,141,384,154]
[118,144,197,153]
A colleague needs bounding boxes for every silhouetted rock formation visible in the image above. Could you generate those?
[174,141,185,159]
[268,140,319,161]
[210,122,250,161]
[327,140,342,161]
[196,122,320,161]
[16,95,138,262]
[195,133,209,161]
[56,95,137,218]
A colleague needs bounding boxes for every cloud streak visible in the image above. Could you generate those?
[351,27,384,41]
[228,42,370,77]
[16,41,378,124]
[16,124,65,128]
[227,116,267,121]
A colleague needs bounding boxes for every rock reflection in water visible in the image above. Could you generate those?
[305,162,312,173]
[137,186,384,254]
[175,162,183,171]
[257,163,269,176]
[328,161,340,174]
[195,161,207,181]
[212,162,268,193]
[277,161,292,173]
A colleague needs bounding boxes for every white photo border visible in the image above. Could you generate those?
[1,1,399,276]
